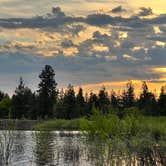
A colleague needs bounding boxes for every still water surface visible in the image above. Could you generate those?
[1,131,97,166]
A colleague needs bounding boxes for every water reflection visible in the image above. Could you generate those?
[0,130,26,166]
[0,131,165,166]
[34,131,54,166]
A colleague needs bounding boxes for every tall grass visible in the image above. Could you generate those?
[80,107,166,165]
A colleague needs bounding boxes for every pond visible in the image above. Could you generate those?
[0,131,102,166]
[0,130,165,166]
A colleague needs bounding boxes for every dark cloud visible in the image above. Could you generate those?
[124,69,161,80]
[138,7,153,16]
[93,31,109,39]
[61,40,75,48]
[147,36,166,42]
[149,14,166,24]
[86,14,115,25]
[147,47,166,65]
[111,6,126,13]
[0,7,165,29]
[51,7,65,17]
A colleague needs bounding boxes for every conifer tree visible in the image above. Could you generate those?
[138,81,157,115]
[12,77,33,119]
[63,84,76,119]
[38,65,58,118]
[110,90,118,108]
[158,86,166,116]
[126,81,135,107]
[98,86,110,114]
[76,87,85,116]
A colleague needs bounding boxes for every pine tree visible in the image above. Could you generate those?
[12,77,33,119]
[88,92,98,111]
[98,86,110,114]
[110,90,118,108]
[38,65,58,119]
[126,81,135,107]
[138,81,157,115]
[76,87,85,117]
[158,86,166,116]
[63,84,76,119]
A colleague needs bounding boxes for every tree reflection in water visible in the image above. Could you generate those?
[34,130,54,166]
[33,131,90,166]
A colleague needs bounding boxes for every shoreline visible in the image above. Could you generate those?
[0,119,38,130]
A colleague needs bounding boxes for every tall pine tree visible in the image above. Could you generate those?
[63,84,76,119]
[76,87,85,117]
[138,81,157,115]
[38,65,58,119]
[158,86,166,116]
[98,86,110,114]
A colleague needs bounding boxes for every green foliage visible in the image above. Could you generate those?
[0,98,12,118]
[11,77,34,119]
[0,90,9,102]
[35,119,81,131]
[81,108,166,165]
[81,107,121,139]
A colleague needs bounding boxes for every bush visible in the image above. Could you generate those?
[0,98,12,118]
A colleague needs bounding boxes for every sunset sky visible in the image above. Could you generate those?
[0,0,166,95]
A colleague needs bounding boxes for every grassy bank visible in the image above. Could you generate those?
[79,108,166,165]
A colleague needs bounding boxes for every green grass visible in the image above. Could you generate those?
[79,108,166,165]
[34,109,166,164]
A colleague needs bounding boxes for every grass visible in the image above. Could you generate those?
[79,108,166,165]
[31,108,166,165]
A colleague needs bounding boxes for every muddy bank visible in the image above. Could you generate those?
[0,119,38,130]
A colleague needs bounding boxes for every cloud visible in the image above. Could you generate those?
[111,6,126,13]
[138,7,153,16]
[61,40,75,48]
[0,5,166,94]
[51,7,65,17]
[0,7,165,30]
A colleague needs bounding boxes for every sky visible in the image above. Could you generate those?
[0,0,166,95]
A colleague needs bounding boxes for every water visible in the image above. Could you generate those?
[0,131,98,166]
[0,131,165,166]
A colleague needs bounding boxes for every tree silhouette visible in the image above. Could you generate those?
[110,90,118,108]
[12,77,33,119]
[138,81,157,115]
[98,86,110,114]
[158,86,166,116]
[63,84,76,119]
[76,87,85,117]
[0,91,9,102]
[126,81,135,107]
[38,65,58,119]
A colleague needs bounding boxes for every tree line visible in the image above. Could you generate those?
[0,65,166,119]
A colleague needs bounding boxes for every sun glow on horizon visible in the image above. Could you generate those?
[72,79,166,97]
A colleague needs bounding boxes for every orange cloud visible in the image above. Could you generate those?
[92,43,109,52]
